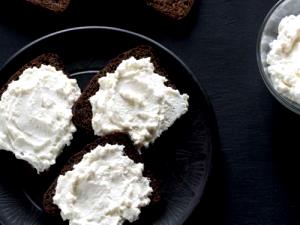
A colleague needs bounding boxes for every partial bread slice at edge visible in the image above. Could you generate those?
[43,133,161,216]
[25,0,71,13]
[0,53,66,173]
[145,0,194,20]
[72,45,172,134]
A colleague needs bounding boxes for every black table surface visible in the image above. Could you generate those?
[1,0,299,224]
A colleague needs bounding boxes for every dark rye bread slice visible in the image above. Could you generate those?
[25,0,70,13]
[72,45,173,134]
[43,133,160,216]
[0,53,70,174]
[0,53,64,97]
[145,0,194,20]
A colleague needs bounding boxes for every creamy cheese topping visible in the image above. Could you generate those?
[267,15,300,103]
[53,144,152,225]
[0,65,81,173]
[89,57,189,148]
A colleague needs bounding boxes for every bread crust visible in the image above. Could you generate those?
[145,0,194,20]
[25,0,70,13]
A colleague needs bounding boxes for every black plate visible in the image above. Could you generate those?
[0,27,216,225]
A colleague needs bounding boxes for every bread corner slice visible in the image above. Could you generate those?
[72,45,171,134]
[43,133,161,216]
[25,0,71,13]
[145,0,194,20]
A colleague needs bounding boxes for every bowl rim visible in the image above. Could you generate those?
[256,0,300,114]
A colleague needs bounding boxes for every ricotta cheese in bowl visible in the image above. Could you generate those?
[267,15,300,104]
[53,144,153,225]
[89,57,189,148]
[0,65,81,173]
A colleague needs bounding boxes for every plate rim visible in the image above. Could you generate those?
[0,26,217,225]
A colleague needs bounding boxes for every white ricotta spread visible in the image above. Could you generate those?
[89,57,189,148]
[267,15,300,103]
[53,144,152,225]
[0,65,81,173]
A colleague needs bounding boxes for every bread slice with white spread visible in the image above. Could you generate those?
[0,53,81,173]
[72,45,189,150]
[43,134,160,224]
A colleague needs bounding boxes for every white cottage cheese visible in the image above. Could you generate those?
[267,15,300,103]
[89,57,189,148]
[53,144,153,225]
[0,65,81,173]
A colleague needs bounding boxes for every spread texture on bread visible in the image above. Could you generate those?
[53,143,153,225]
[89,57,189,148]
[43,134,161,220]
[73,46,189,149]
[0,54,81,173]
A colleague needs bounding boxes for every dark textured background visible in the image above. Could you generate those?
[1,0,299,224]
